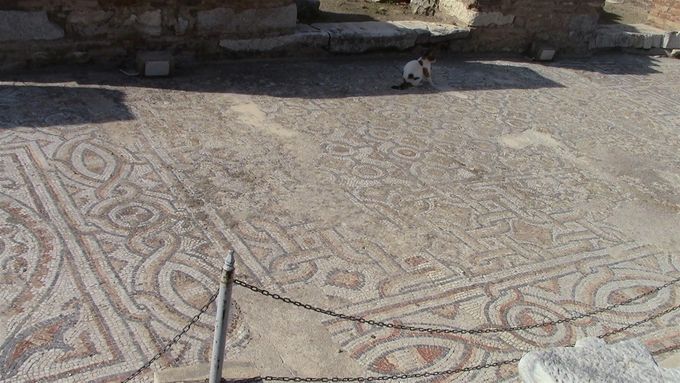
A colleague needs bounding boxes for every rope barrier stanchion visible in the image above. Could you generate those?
[209,249,236,383]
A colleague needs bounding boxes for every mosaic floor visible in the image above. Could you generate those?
[1,53,679,382]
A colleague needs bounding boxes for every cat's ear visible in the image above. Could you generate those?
[424,47,438,61]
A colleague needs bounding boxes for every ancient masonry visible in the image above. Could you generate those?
[434,0,605,51]
[0,0,297,69]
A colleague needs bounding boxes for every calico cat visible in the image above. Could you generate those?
[392,49,437,90]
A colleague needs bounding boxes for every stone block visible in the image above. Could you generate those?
[67,10,113,37]
[296,0,321,22]
[569,14,599,33]
[0,11,64,41]
[519,337,680,383]
[591,25,668,50]
[136,51,174,77]
[197,8,233,32]
[175,16,190,36]
[136,10,162,36]
[410,0,439,16]
[663,32,680,49]
[311,22,418,53]
[438,0,478,25]
[470,11,515,27]
[219,24,329,52]
[531,42,556,61]
[197,5,296,36]
[389,20,470,44]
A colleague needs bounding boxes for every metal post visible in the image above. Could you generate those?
[209,250,235,383]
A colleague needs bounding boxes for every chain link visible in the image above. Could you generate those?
[120,291,219,383]
[598,302,680,339]
[234,275,680,335]
[260,357,522,382]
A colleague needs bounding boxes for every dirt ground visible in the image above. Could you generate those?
[314,0,445,23]
[317,0,654,27]
[601,1,650,25]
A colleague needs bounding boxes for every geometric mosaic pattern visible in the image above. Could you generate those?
[1,53,680,382]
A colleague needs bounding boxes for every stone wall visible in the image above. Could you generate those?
[0,0,296,69]
[648,0,680,29]
[440,0,604,52]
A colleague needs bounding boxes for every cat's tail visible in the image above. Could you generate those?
[392,81,412,90]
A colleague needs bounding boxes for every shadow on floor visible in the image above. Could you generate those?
[0,85,134,128]
[0,55,569,100]
[544,53,663,75]
[0,52,666,104]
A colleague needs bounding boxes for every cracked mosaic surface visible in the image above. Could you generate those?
[1,53,679,382]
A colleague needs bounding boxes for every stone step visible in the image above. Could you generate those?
[219,21,469,54]
[591,23,680,50]
[519,337,680,383]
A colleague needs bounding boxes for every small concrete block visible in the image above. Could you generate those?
[531,42,557,61]
[663,32,680,49]
[518,337,680,383]
[0,10,64,41]
[154,361,257,383]
[311,21,418,53]
[136,51,174,77]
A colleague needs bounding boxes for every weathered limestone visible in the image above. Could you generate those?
[663,31,680,49]
[220,24,329,53]
[219,21,470,54]
[389,20,470,43]
[0,11,64,41]
[311,22,419,53]
[0,0,298,68]
[197,5,296,36]
[436,0,603,51]
[136,10,162,37]
[410,0,439,16]
[591,24,672,49]
[67,10,113,37]
[519,337,680,383]
[438,0,515,26]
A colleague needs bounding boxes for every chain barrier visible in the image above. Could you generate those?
[258,302,680,382]
[260,357,522,382]
[234,275,680,335]
[120,275,680,382]
[120,291,219,383]
[598,301,680,339]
